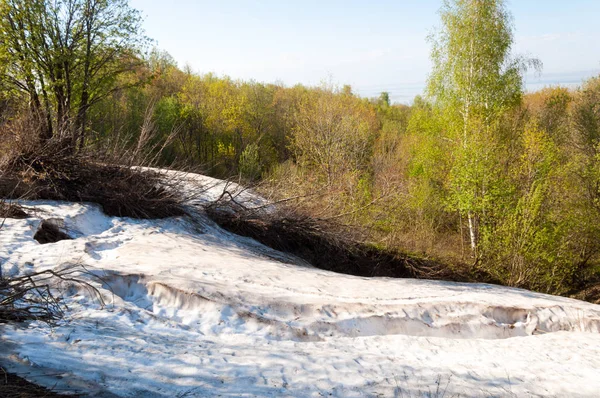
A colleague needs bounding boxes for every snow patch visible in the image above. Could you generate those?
[1,181,600,397]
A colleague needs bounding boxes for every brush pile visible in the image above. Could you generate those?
[0,141,186,219]
[206,200,493,283]
[0,202,27,220]
[0,265,102,324]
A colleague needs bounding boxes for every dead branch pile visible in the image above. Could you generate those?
[0,265,103,324]
[206,200,492,283]
[0,202,28,220]
[0,142,187,219]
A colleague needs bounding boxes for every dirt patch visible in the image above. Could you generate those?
[33,221,72,244]
[0,369,76,398]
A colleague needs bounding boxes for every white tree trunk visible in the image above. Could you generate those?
[467,211,477,254]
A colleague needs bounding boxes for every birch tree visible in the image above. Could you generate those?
[427,0,540,256]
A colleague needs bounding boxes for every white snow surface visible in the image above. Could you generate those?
[1,173,600,397]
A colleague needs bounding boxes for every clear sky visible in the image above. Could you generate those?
[129,0,600,103]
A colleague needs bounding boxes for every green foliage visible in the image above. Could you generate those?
[290,86,377,185]
[378,92,391,108]
[427,0,537,118]
[573,76,600,155]
[427,0,540,255]
[0,0,148,147]
[479,125,568,292]
[239,143,261,181]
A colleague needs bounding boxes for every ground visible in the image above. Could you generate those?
[1,174,600,397]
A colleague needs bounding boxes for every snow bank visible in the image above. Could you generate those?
[1,177,600,397]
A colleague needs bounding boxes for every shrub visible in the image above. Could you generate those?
[239,143,262,181]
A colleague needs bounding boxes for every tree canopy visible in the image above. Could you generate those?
[0,0,148,148]
[426,0,541,254]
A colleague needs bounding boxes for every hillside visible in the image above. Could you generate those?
[1,173,600,397]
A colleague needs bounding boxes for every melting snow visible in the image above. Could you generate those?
[1,174,600,397]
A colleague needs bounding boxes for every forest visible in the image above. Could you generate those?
[1,0,600,299]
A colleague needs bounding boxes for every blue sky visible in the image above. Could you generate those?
[130,0,600,103]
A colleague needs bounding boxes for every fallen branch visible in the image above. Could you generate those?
[0,265,104,324]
